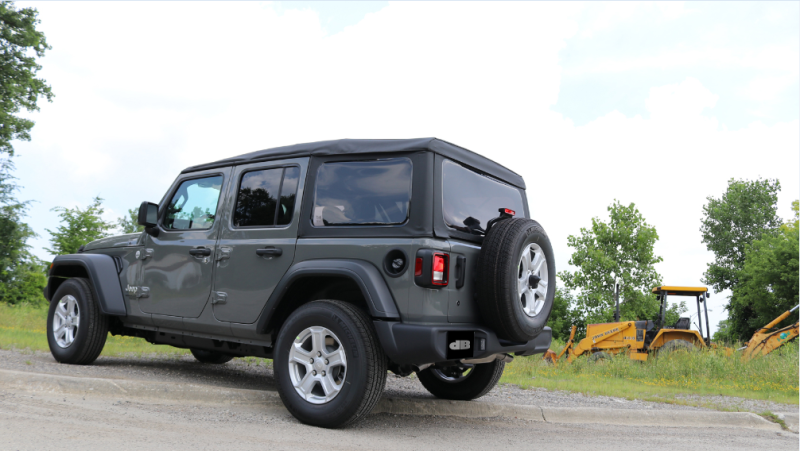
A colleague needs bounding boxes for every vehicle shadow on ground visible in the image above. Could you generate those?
[88,355,277,392]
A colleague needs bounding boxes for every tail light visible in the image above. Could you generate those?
[432,253,449,286]
[415,250,450,288]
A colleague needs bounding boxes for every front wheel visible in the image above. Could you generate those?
[46,278,109,365]
[417,360,505,401]
[588,351,611,362]
[274,300,387,428]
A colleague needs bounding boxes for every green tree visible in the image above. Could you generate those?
[559,200,684,327]
[45,196,114,256]
[546,287,582,342]
[725,200,799,340]
[0,158,45,304]
[700,178,781,292]
[0,2,54,156]
[116,207,144,234]
[712,319,732,343]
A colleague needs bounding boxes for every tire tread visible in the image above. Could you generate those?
[325,300,388,427]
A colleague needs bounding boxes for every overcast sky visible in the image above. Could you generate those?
[12,1,800,334]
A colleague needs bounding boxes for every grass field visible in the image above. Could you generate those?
[503,338,799,406]
[2,303,797,406]
[0,303,188,358]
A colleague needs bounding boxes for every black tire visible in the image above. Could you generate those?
[190,348,234,364]
[659,339,696,354]
[417,360,505,400]
[274,300,387,428]
[588,351,611,362]
[46,278,109,365]
[477,218,556,342]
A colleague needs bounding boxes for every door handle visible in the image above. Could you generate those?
[256,247,282,257]
[189,247,212,257]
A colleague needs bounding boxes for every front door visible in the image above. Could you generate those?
[212,158,307,323]
[140,168,230,317]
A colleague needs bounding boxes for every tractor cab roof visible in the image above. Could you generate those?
[652,286,708,296]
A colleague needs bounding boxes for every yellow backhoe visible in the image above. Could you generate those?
[739,305,799,361]
[545,286,713,364]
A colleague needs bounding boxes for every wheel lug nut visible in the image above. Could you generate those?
[310,358,314,364]
[312,370,317,376]
[317,352,322,357]
[322,371,326,377]
[325,359,329,365]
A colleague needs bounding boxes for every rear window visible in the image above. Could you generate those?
[442,159,524,235]
[313,158,412,226]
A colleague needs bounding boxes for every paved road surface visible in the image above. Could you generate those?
[2,349,793,414]
[1,387,796,451]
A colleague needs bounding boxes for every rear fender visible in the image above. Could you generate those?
[256,259,400,334]
[650,329,705,349]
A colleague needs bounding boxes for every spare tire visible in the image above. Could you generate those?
[476,218,555,342]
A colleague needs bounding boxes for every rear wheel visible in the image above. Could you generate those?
[190,348,234,364]
[417,360,505,400]
[46,278,109,365]
[274,300,387,428]
[659,339,696,354]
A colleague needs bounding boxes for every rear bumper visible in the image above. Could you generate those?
[373,321,552,366]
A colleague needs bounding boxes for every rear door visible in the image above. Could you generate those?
[211,158,307,323]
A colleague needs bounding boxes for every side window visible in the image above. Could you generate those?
[233,168,282,227]
[163,176,224,230]
[233,166,301,228]
[312,158,412,226]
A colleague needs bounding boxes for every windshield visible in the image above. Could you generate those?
[442,159,525,235]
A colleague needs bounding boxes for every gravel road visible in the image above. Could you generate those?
[1,387,796,451]
[1,348,794,414]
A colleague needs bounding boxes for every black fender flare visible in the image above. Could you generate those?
[47,254,127,317]
[256,259,400,334]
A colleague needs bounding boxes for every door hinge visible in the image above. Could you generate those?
[216,246,232,261]
[135,248,154,260]
[212,291,228,305]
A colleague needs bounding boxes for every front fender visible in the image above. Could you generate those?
[256,259,400,334]
[47,254,127,317]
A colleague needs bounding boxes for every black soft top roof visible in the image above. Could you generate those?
[181,138,525,189]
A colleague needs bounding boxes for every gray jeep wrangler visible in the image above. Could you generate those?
[45,138,554,428]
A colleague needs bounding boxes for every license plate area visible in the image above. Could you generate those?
[446,331,475,359]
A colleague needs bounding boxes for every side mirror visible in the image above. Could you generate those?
[137,201,159,229]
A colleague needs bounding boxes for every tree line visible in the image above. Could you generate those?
[0,2,143,305]
[547,180,797,344]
